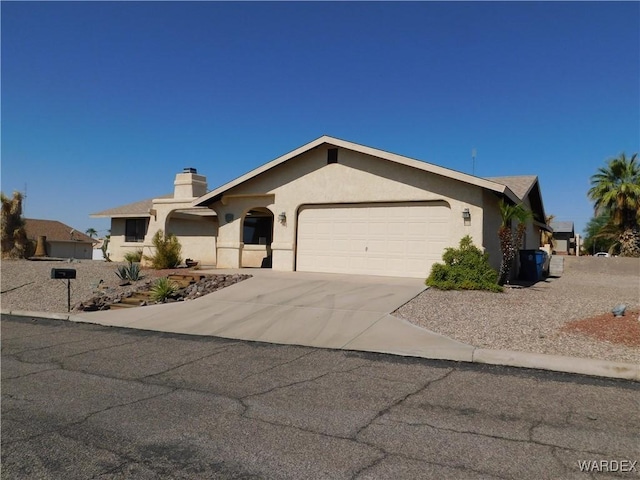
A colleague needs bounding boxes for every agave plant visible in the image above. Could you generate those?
[149,277,179,303]
[115,261,143,281]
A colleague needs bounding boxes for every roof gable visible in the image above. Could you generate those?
[194,135,521,207]
[550,221,574,233]
[24,219,94,243]
[485,176,537,201]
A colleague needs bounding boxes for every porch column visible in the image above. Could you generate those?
[216,215,242,268]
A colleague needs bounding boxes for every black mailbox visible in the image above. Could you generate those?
[51,268,76,279]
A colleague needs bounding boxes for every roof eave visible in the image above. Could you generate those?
[194,135,523,207]
[89,213,151,219]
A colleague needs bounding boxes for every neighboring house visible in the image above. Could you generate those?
[550,221,575,255]
[24,218,95,260]
[92,135,548,278]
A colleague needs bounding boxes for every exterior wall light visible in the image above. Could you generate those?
[225,213,234,223]
[278,212,287,224]
[462,208,471,223]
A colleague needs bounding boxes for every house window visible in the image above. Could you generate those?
[243,216,273,245]
[125,218,147,242]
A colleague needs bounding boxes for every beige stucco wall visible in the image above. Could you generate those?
[107,218,148,262]
[108,208,217,265]
[165,215,218,265]
[141,198,218,266]
[47,241,93,260]
[209,145,487,271]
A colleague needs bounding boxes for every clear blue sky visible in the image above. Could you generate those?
[2,1,638,238]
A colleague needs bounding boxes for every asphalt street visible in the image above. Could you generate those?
[2,314,639,479]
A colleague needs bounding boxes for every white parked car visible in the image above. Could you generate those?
[594,252,610,257]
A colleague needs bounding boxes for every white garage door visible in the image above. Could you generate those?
[296,202,450,278]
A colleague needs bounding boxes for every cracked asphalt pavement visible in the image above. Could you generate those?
[2,315,639,479]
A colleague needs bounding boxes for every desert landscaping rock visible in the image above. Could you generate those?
[395,256,640,364]
[2,256,639,366]
[73,273,251,311]
[0,259,251,313]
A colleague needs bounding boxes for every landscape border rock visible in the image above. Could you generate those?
[74,273,252,311]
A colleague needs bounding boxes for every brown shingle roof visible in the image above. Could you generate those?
[90,194,172,218]
[24,219,95,243]
[485,176,538,201]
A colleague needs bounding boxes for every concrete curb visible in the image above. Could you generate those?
[472,348,640,382]
[2,309,638,382]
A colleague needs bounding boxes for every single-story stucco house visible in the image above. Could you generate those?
[550,221,575,255]
[24,218,95,260]
[91,135,549,278]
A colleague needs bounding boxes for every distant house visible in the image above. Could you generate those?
[550,221,575,255]
[92,135,548,279]
[24,219,95,260]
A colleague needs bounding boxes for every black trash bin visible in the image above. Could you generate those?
[519,250,544,281]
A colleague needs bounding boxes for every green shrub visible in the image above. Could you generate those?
[123,249,143,263]
[115,261,143,281]
[143,230,182,269]
[426,236,502,292]
[149,277,178,303]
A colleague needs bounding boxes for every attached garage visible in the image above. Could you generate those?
[193,135,547,278]
[296,202,450,278]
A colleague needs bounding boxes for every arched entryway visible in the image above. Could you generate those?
[164,209,218,266]
[241,208,274,268]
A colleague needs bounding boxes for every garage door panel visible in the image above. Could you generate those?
[297,202,450,278]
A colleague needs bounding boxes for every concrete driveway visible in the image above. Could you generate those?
[76,269,474,360]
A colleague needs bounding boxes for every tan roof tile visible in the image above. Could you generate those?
[90,194,172,218]
[485,176,538,201]
[24,219,95,243]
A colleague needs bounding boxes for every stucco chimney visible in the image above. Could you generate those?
[174,167,207,199]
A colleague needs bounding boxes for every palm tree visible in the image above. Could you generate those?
[588,153,640,257]
[497,199,532,286]
[85,227,98,238]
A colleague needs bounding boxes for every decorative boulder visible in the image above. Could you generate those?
[612,304,627,317]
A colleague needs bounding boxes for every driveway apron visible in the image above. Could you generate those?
[75,269,474,360]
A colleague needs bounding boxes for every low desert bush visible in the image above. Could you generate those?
[143,230,182,269]
[123,249,143,263]
[426,235,502,292]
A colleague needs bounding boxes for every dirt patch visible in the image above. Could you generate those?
[561,309,640,347]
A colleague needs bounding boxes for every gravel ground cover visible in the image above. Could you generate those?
[2,256,639,364]
[395,256,640,364]
[0,259,220,313]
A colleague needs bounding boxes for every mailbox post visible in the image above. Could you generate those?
[51,268,76,312]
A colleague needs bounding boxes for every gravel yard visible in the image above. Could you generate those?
[0,259,171,313]
[2,256,639,365]
[396,256,640,364]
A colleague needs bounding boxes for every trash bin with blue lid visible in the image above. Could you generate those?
[519,249,547,281]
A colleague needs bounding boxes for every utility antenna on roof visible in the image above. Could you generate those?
[471,148,477,176]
